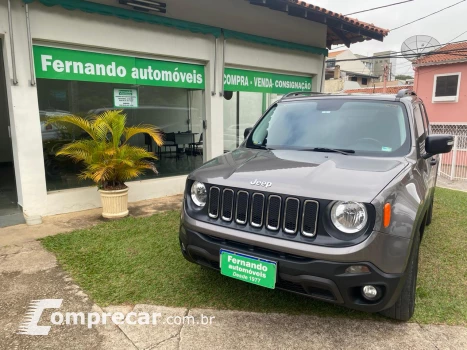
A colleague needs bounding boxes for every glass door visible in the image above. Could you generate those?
[0,39,22,226]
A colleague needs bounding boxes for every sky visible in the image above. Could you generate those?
[307,0,467,76]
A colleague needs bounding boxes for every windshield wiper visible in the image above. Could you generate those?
[300,147,355,155]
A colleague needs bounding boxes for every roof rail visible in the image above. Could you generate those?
[281,91,326,100]
[396,89,417,98]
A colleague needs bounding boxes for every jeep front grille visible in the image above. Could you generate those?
[284,198,300,234]
[235,191,249,224]
[208,187,220,219]
[302,200,319,237]
[221,189,234,222]
[206,186,319,237]
[266,195,282,230]
[250,193,265,227]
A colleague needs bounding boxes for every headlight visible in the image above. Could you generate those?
[191,181,207,207]
[331,201,368,234]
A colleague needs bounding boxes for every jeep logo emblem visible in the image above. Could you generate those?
[250,179,272,188]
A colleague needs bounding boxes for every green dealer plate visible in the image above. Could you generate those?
[220,249,277,289]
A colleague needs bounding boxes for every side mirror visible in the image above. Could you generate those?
[223,91,233,100]
[423,134,454,159]
[244,127,253,139]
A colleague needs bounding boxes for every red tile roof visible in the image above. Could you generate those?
[328,50,347,58]
[247,1,390,46]
[287,1,390,36]
[415,42,467,66]
[343,85,413,94]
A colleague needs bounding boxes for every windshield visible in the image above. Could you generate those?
[246,99,410,157]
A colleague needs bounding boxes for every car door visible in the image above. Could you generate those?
[413,103,431,207]
[420,104,437,192]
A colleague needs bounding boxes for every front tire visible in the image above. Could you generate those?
[379,231,420,321]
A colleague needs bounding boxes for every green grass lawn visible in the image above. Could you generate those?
[41,188,467,325]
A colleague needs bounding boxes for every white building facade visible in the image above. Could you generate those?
[0,0,386,225]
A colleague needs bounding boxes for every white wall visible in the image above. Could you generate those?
[0,0,46,224]
[226,39,323,91]
[45,175,187,216]
[332,50,372,77]
[0,0,326,222]
[94,0,326,48]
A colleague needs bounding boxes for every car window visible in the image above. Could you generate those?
[413,104,426,139]
[248,99,411,157]
[421,104,431,135]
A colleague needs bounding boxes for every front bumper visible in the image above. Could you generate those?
[182,201,412,275]
[180,225,407,313]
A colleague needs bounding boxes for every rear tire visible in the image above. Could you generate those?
[379,230,420,321]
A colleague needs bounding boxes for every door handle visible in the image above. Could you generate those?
[430,158,437,166]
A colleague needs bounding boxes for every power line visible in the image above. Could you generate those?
[331,35,467,60]
[333,35,467,84]
[435,52,467,58]
[393,39,467,55]
[447,30,467,43]
[333,49,467,63]
[330,42,467,63]
[344,0,413,16]
[390,0,466,31]
[405,32,467,78]
[331,2,466,50]
[394,33,467,67]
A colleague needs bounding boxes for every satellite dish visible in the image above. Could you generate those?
[401,35,441,62]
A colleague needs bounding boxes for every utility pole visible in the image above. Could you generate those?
[383,63,389,94]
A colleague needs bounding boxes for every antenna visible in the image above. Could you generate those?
[401,35,441,62]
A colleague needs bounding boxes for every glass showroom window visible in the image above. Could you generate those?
[37,79,204,191]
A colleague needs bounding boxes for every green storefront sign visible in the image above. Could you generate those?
[33,46,205,89]
[224,67,312,94]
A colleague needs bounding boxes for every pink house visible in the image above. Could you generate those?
[414,42,467,178]
[413,42,467,125]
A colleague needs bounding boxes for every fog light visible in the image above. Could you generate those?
[362,285,378,300]
[180,241,186,252]
[345,265,370,274]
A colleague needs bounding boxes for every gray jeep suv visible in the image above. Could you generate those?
[179,90,454,321]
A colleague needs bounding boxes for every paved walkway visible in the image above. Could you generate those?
[0,195,183,247]
[437,177,467,193]
[1,195,466,349]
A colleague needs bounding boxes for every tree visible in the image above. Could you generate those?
[47,110,163,189]
[395,74,414,80]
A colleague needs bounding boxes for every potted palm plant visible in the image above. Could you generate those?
[47,110,163,218]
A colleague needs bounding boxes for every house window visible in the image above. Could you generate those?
[362,78,368,85]
[350,76,358,82]
[433,73,461,102]
[326,59,336,68]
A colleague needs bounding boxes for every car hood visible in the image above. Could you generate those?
[190,148,409,203]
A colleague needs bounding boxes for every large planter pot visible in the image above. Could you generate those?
[99,188,129,219]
